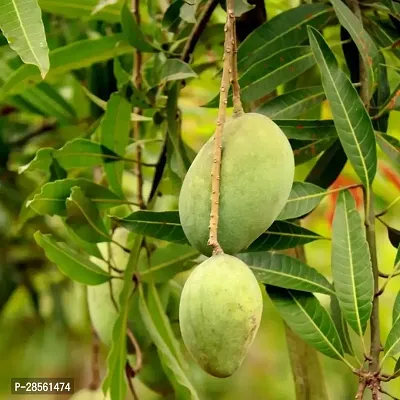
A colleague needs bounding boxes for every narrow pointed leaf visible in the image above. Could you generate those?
[0,0,49,77]
[275,119,337,140]
[277,181,326,220]
[34,231,111,285]
[65,187,111,243]
[268,287,344,360]
[0,34,132,99]
[19,148,54,174]
[138,285,200,400]
[121,2,159,52]
[139,244,198,283]
[331,191,373,336]
[245,221,325,252]
[205,46,316,107]
[384,318,400,364]
[115,210,188,244]
[158,59,197,83]
[239,252,334,295]
[237,3,334,71]
[293,138,337,165]
[100,93,131,196]
[330,0,379,97]
[257,87,326,119]
[393,290,400,326]
[27,178,122,216]
[376,133,400,166]
[330,294,354,355]
[308,27,377,187]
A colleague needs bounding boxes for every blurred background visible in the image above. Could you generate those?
[0,0,399,399]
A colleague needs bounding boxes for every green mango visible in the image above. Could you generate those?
[179,113,294,256]
[69,388,108,400]
[179,254,263,378]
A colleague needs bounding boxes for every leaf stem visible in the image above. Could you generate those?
[208,1,237,255]
[376,195,400,217]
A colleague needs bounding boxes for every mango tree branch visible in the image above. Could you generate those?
[231,15,243,116]
[208,2,236,255]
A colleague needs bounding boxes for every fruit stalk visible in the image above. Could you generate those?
[208,1,236,255]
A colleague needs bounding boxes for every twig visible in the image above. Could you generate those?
[89,327,101,390]
[208,2,237,255]
[132,0,145,210]
[379,270,400,278]
[125,362,139,400]
[376,195,400,217]
[356,379,367,399]
[126,327,143,372]
[231,14,243,116]
[10,120,57,147]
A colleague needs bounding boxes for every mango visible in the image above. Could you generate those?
[179,113,294,256]
[69,388,109,400]
[179,254,263,378]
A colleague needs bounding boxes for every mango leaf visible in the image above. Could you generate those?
[331,191,373,336]
[139,244,198,283]
[232,0,254,17]
[0,0,49,78]
[239,252,334,295]
[330,0,379,98]
[103,237,142,400]
[383,318,400,365]
[277,181,326,220]
[376,133,400,166]
[65,187,111,243]
[113,57,131,89]
[138,285,200,400]
[388,225,400,249]
[330,294,354,355]
[115,210,188,244]
[293,138,337,165]
[121,2,159,52]
[205,46,316,106]
[308,27,377,188]
[257,87,325,119]
[27,178,122,216]
[372,82,400,117]
[92,0,119,15]
[19,148,53,174]
[180,1,196,23]
[267,287,344,360]
[0,34,132,99]
[274,120,337,140]
[100,93,131,196]
[393,289,400,326]
[158,59,197,83]
[34,231,111,285]
[237,3,334,71]
[38,0,122,21]
[245,221,325,252]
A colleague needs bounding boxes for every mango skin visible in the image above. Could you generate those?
[179,254,263,378]
[179,113,294,256]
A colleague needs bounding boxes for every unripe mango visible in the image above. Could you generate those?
[69,388,109,400]
[179,254,263,378]
[179,113,294,256]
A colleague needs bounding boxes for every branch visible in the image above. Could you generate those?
[88,328,101,390]
[231,13,244,116]
[208,2,237,255]
[376,195,400,217]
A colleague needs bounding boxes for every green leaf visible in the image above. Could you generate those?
[103,236,142,400]
[65,186,111,243]
[34,231,111,285]
[158,59,197,83]
[0,0,49,78]
[115,211,189,245]
[138,285,200,400]
[121,2,158,53]
[245,221,325,252]
[100,93,132,196]
[139,244,198,283]
[237,3,334,71]
[113,57,131,89]
[19,148,54,174]
[240,252,334,295]
[393,291,400,326]
[92,0,119,15]
[330,294,354,355]
[376,132,400,166]
[39,0,122,21]
[257,87,326,119]
[274,120,337,140]
[331,191,373,336]
[267,287,344,360]
[308,27,377,188]
[232,0,254,17]
[81,86,108,110]
[372,82,400,117]
[179,1,196,23]
[384,318,400,365]
[330,0,379,98]
[0,34,132,99]
[293,138,337,166]
[27,178,122,216]
[277,181,326,220]
[205,46,316,106]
